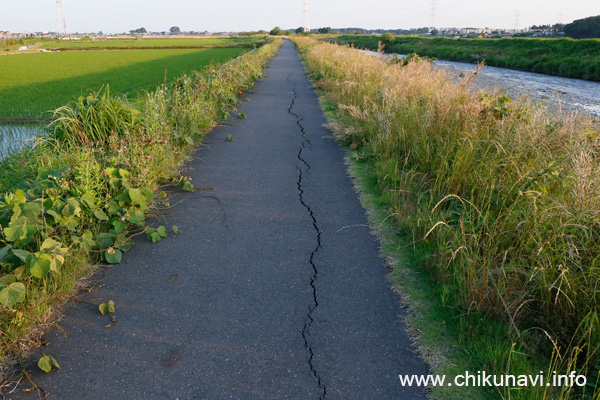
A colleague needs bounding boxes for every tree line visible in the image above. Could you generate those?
[564,15,600,39]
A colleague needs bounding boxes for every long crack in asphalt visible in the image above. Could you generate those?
[287,74,326,399]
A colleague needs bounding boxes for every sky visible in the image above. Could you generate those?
[1,0,598,34]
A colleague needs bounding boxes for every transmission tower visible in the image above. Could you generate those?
[56,0,67,37]
[303,0,310,32]
[514,10,520,32]
[430,0,437,29]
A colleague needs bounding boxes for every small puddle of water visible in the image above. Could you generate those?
[0,124,45,161]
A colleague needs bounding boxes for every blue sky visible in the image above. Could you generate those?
[2,0,598,33]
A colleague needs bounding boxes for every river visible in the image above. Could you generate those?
[358,50,600,118]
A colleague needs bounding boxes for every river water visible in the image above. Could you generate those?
[358,50,600,118]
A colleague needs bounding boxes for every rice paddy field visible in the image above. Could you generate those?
[0,46,248,118]
[40,37,263,50]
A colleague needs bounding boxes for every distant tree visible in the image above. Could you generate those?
[295,27,305,34]
[130,27,147,34]
[269,27,281,36]
[337,27,367,34]
[238,30,268,36]
[513,31,535,37]
[564,15,600,38]
[169,26,181,35]
[553,23,565,34]
[381,32,395,43]
[430,28,439,36]
[317,27,332,34]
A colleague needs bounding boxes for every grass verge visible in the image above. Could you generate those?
[292,36,600,399]
[0,38,282,384]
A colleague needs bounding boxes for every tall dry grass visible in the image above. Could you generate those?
[294,36,600,397]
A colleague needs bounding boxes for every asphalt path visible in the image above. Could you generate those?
[8,40,430,400]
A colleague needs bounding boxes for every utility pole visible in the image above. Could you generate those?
[303,0,310,32]
[430,0,437,29]
[56,0,67,37]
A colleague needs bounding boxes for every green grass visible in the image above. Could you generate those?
[331,35,600,81]
[0,48,247,118]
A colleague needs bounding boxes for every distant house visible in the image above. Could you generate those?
[439,27,461,35]
[32,32,54,38]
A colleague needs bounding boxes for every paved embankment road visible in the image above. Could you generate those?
[9,40,429,400]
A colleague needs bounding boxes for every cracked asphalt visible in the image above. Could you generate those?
[8,40,430,400]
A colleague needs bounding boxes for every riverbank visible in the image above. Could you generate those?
[332,35,600,82]
[359,49,600,118]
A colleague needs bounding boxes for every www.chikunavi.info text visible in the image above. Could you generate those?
[400,371,587,387]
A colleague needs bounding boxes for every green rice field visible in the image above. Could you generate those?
[40,37,262,50]
[0,47,247,118]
